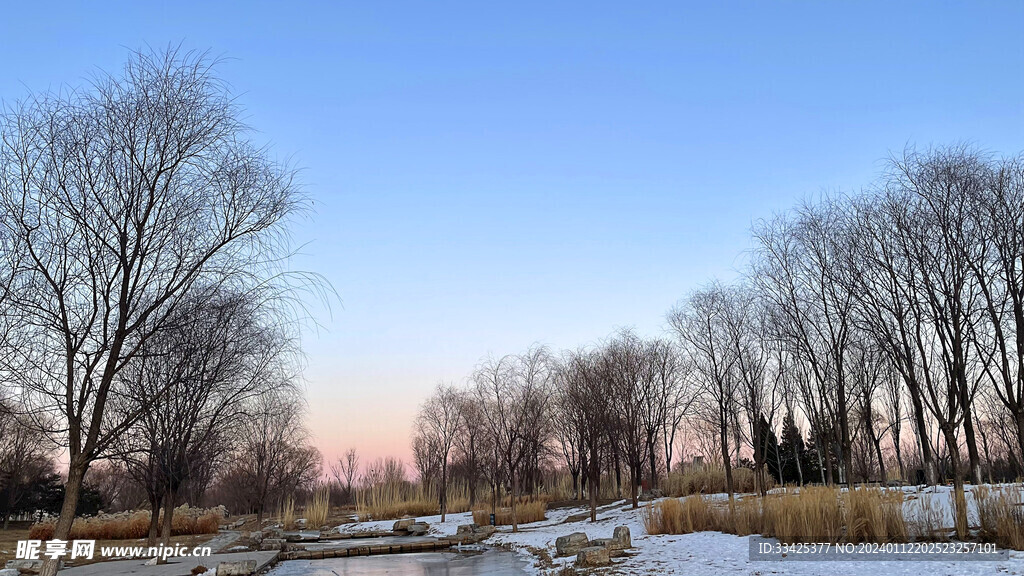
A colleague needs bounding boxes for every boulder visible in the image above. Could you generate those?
[261,538,286,551]
[217,559,258,576]
[4,559,60,574]
[295,518,307,529]
[407,522,429,536]
[473,525,496,537]
[0,569,22,576]
[555,532,590,557]
[456,523,479,535]
[250,531,264,545]
[639,488,665,502]
[262,527,284,539]
[393,518,415,533]
[588,537,613,548]
[612,526,632,549]
[576,546,611,567]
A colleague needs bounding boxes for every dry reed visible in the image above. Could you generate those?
[975,485,1024,550]
[472,500,547,526]
[29,509,219,541]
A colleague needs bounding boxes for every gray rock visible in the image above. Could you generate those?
[393,518,415,532]
[588,537,613,548]
[261,538,286,551]
[262,527,284,539]
[555,532,590,557]
[456,523,479,534]
[407,522,429,536]
[0,568,20,576]
[4,559,60,574]
[217,559,258,576]
[250,531,264,545]
[576,546,611,567]
[612,525,632,549]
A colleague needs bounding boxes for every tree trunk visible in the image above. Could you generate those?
[960,395,983,485]
[720,420,735,501]
[40,460,87,576]
[942,426,968,540]
[157,489,174,564]
[908,382,937,485]
[647,437,658,493]
[509,468,518,533]
[147,495,162,546]
[440,463,448,523]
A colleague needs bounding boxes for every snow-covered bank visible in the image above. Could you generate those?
[334,486,1024,575]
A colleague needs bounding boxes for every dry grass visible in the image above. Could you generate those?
[355,482,473,521]
[643,495,718,534]
[29,510,219,541]
[305,486,330,529]
[975,485,1024,550]
[472,500,547,526]
[906,493,945,541]
[666,467,763,496]
[278,496,297,530]
[645,487,910,545]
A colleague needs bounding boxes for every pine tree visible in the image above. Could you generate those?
[778,411,807,484]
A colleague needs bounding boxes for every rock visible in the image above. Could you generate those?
[555,532,590,557]
[295,518,307,529]
[232,518,246,529]
[407,522,429,536]
[262,527,284,539]
[639,488,665,502]
[217,559,258,576]
[588,537,613,548]
[144,557,158,566]
[250,531,264,545]
[473,525,496,536]
[261,538,286,551]
[393,518,415,532]
[612,526,632,549]
[456,523,479,534]
[4,559,60,574]
[576,546,611,567]
[0,569,21,576]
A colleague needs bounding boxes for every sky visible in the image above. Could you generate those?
[2,2,1022,469]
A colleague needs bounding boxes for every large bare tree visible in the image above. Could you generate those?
[0,49,305,575]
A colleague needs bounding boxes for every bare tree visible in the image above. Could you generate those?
[230,389,320,524]
[473,346,553,532]
[0,48,307,575]
[330,449,360,505]
[415,383,463,521]
[558,348,611,521]
[669,282,740,501]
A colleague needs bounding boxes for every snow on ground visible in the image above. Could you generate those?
[334,485,1024,576]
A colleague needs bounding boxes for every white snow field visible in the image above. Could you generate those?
[336,485,1024,575]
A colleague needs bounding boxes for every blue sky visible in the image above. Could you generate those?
[2,1,1022,463]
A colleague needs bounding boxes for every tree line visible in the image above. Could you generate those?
[410,146,1024,540]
